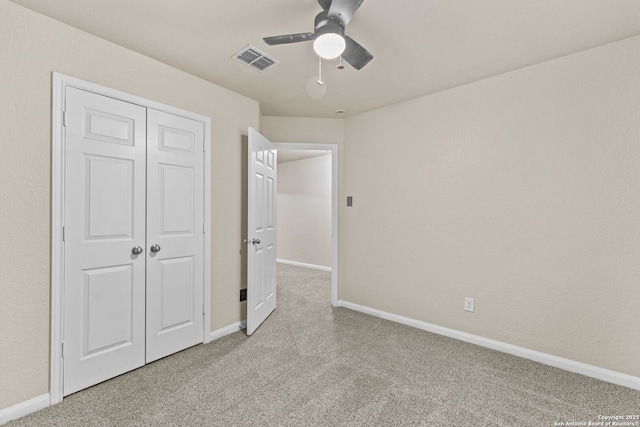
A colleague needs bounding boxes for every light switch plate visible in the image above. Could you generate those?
[464,297,474,312]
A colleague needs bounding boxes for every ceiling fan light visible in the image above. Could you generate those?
[313,33,346,59]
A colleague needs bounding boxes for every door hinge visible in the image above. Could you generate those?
[62,110,66,127]
[62,226,65,242]
[61,342,64,358]
[202,304,205,316]
[203,222,205,234]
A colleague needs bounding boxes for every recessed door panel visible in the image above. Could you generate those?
[254,173,265,233]
[160,164,195,235]
[266,150,275,169]
[266,176,275,230]
[84,108,135,146]
[264,244,276,302]
[159,256,195,331]
[253,248,264,311]
[83,265,134,356]
[85,155,134,240]
[159,125,195,154]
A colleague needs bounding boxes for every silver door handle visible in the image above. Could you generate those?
[150,244,161,253]
[252,239,261,245]
[132,246,144,255]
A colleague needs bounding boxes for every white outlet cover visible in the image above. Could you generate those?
[464,297,475,312]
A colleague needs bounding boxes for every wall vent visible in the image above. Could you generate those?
[232,45,279,73]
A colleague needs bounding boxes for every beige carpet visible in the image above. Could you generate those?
[9,263,640,426]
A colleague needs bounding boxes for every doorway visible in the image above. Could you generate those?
[274,143,338,306]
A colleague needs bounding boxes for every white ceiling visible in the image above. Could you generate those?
[10,0,640,118]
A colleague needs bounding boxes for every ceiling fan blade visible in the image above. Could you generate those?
[263,32,315,46]
[318,0,332,10]
[327,0,365,26]
[341,35,373,70]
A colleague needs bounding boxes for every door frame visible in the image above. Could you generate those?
[273,142,339,306]
[50,73,212,404]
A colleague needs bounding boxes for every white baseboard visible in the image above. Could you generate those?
[2,322,249,425]
[336,300,640,391]
[0,394,50,425]
[277,259,331,272]
[208,321,246,342]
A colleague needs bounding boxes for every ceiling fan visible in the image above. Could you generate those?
[263,0,373,70]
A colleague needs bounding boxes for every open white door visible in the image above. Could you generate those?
[247,128,277,335]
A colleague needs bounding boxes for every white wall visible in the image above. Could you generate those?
[277,155,332,269]
[341,35,640,378]
[262,117,344,146]
[0,0,259,411]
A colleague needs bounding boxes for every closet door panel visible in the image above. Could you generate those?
[63,87,147,396]
[146,109,204,363]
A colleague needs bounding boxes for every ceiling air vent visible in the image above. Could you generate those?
[232,45,279,73]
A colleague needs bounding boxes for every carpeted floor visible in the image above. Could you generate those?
[8,263,640,426]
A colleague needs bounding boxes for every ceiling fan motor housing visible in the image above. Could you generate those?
[315,11,345,37]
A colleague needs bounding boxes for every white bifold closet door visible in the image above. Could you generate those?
[63,87,203,396]
[145,109,204,363]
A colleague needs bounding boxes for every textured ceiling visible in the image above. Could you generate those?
[9,0,640,117]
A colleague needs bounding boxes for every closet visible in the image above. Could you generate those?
[62,87,204,395]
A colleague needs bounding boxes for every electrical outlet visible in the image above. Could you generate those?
[464,297,474,312]
[240,288,247,302]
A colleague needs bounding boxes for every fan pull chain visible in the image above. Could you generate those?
[317,57,324,85]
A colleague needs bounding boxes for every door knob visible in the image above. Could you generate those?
[252,239,261,245]
[150,244,161,253]
[132,246,144,255]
